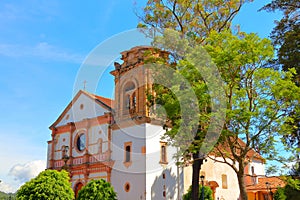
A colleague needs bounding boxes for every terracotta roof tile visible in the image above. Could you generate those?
[82,90,114,109]
[94,95,114,108]
[211,137,264,161]
[246,176,286,191]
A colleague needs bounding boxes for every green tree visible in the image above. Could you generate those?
[274,177,300,200]
[261,0,300,175]
[0,191,16,200]
[148,30,225,200]
[16,170,74,200]
[289,162,300,177]
[274,187,286,200]
[183,185,213,200]
[139,1,253,199]
[284,178,300,199]
[261,0,300,84]
[203,30,298,200]
[138,0,253,43]
[76,179,117,200]
[148,29,299,200]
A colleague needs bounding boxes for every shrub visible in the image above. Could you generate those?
[16,170,74,200]
[76,179,117,200]
[183,185,213,200]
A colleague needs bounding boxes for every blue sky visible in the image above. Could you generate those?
[0,0,282,193]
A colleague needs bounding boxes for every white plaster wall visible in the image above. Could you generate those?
[145,124,182,200]
[111,170,146,200]
[183,165,192,193]
[56,94,109,127]
[88,124,109,154]
[205,158,240,200]
[248,159,265,176]
[184,157,240,200]
[111,124,146,200]
[89,172,107,180]
[111,123,182,200]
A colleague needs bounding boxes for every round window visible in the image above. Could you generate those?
[76,134,86,151]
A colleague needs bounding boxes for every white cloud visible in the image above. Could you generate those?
[8,160,46,183]
[0,181,14,193]
[0,42,84,63]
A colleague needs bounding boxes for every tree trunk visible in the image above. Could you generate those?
[191,152,204,200]
[237,171,248,200]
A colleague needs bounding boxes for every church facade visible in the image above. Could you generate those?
[47,46,183,199]
[47,46,272,200]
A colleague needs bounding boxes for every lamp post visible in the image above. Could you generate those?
[200,175,205,200]
[265,182,273,200]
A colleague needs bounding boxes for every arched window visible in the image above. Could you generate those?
[123,141,132,168]
[125,145,131,162]
[124,82,135,92]
[123,82,137,114]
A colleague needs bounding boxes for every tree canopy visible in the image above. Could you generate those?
[261,0,299,84]
[147,28,226,200]
[16,170,74,200]
[261,0,300,175]
[139,1,300,200]
[139,1,253,199]
[148,28,299,200]
[138,0,253,42]
[76,179,117,200]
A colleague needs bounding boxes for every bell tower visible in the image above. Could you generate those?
[110,46,169,124]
